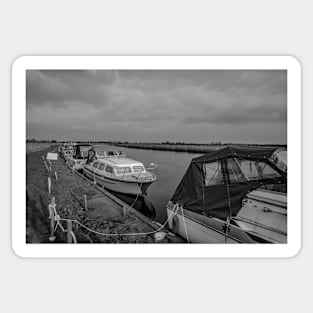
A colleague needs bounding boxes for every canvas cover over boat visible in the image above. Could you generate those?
[72,144,92,159]
[171,145,287,220]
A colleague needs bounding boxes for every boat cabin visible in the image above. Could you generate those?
[90,157,148,179]
[94,150,126,158]
[72,144,92,159]
[67,144,92,170]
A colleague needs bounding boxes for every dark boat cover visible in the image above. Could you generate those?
[73,144,92,159]
[171,145,287,220]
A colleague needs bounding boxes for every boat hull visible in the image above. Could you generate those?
[167,203,286,243]
[167,206,260,243]
[83,167,153,196]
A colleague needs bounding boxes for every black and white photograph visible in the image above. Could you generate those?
[3,1,311,312]
[24,64,289,245]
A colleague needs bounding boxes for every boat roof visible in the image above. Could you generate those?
[95,157,144,167]
[75,143,92,147]
[192,145,278,163]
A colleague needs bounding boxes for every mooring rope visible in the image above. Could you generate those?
[56,204,178,237]
[123,181,143,215]
[180,206,190,243]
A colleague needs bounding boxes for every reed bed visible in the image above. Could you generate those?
[115,143,223,153]
[26,142,51,154]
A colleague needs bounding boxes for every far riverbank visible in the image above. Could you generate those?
[114,143,287,154]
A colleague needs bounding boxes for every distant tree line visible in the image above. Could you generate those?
[26,139,287,149]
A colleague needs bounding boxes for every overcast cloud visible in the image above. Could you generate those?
[26,70,287,144]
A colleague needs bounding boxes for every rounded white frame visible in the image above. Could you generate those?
[12,56,301,258]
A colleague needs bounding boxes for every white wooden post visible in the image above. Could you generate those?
[48,177,51,194]
[55,171,58,181]
[84,194,87,210]
[43,161,49,172]
[49,197,56,242]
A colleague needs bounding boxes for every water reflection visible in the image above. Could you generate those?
[109,190,156,219]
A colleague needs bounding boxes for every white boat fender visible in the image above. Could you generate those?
[154,232,166,242]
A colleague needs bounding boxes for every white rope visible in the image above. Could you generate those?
[69,231,77,244]
[180,206,190,243]
[57,205,178,237]
[124,182,143,215]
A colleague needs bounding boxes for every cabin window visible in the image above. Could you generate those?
[105,166,114,174]
[203,162,224,186]
[133,166,144,173]
[99,163,105,171]
[93,162,99,168]
[226,158,247,183]
[96,151,106,157]
[107,151,116,156]
[228,159,281,182]
[116,167,132,174]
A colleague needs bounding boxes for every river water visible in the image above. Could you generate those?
[94,145,201,223]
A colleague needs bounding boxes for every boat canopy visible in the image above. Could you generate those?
[171,145,287,220]
[72,144,92,159]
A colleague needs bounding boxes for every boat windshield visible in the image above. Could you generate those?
[270,149,287,173]
[96,151,107,157]
[116,167,132,174]
[107,151,117,156]
[133,166,144,173]
[204,158,282,186]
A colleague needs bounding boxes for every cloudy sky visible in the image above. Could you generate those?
[26,70,287,144]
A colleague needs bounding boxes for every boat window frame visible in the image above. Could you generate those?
[228,158,282,182]
[107,151,117,157]
[203,161,224,186]
[96,151,107,157]
[116,166,132,175]
[105,165,115,174]
[98,163,105,171]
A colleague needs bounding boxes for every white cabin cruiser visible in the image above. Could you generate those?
[83,151,156,196]
[166,145,287,244]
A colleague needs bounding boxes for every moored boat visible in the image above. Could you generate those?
[83,150,157,196]
[59,142,75,160]
[166,145,287,243]
[66,143,92,170]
